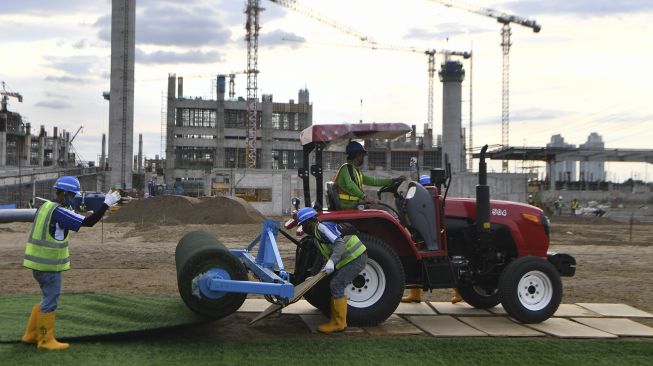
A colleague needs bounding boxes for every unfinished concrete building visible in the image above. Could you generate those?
[164,74,313,193]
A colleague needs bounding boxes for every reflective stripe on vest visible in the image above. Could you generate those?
[24,201,71,272]
[336,163,364,204]
[315,232,367,270]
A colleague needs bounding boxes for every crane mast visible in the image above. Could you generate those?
[427,0,540,172]
[245,0,262,169]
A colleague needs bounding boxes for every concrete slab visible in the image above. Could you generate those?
[363,315,424,336]
[554,304,602,318]
[238,299,271,312]
[576,303,653,318]
[299,314,364,334]
[394,302,436,315]
[459,317,545,337]
[429,302,491,316]
[282,300,321,315]
[525,318,617,339]
[572,318,653,337]
[406,315,488,337]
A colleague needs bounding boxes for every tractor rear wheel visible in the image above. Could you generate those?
[457,282,501,309]
[498,256,562,323]
[303,233,405,326]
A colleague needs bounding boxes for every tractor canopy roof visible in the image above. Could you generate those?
[299,122,412,146]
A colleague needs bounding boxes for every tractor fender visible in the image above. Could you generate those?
[318,209,420,258]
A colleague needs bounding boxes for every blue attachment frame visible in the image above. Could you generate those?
[197,219,295,300]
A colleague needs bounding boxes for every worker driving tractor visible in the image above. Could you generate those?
[22,176,121,351]
[335,141,404,209]
[296,207,367,333]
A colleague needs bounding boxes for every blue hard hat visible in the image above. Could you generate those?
[296,207,318,225]
[345,141,366,155]
[53,176,81,194]
[419,174,431,185]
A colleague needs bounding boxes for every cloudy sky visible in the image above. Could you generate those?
[1,0,652,181]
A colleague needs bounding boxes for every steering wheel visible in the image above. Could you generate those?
[376,179,403,199]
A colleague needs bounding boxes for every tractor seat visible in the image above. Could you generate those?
[325,181,342,211]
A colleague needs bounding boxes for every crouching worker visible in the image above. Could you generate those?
[296,207,367,333]
[22,176,121,350]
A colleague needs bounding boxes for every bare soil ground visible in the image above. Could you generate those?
[2,214,652,337]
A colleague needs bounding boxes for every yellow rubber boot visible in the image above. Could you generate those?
[37,312,69,351]
[21,304,41,344]
[318,297,348,333]
[451,288,463,304]
[401,288,422,303]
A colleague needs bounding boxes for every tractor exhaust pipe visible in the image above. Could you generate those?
[476,145,490,238]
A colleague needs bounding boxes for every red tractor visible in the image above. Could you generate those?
[288,122,575,325]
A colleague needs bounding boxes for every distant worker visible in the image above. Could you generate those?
[401,175,463,304]
[335,141,404,209]
[571,198,580,216]
[296,207,367,333]
[22,176,121,351]
[554,196,563,216]
[528,194,536,206]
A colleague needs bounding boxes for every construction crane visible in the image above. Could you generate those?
[283,37,470,135]
[245,0,262,168]
[1,81,23,112]
[427,0,540,172]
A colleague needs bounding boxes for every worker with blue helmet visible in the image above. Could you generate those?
[296,207,367,333]
[419,175,431,186]
[21,176,122,351]
[334,141,405,209]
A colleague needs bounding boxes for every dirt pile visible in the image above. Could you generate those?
[107,195,264,225]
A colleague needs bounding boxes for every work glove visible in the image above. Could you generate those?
[104,190,122,207]
[323,259,335,275]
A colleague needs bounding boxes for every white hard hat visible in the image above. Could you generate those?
[558,196,563,199]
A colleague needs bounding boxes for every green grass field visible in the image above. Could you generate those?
[2,337,653,366]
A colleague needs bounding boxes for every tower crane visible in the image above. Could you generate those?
[427,0,540,172]
[1,81,23,112]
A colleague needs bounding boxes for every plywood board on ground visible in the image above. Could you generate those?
[394,302,436,315]
[406,315,487,337]
[238,299,270,312]
[576,303,653,318]
[572,318,653,337]
[430,302,491,316]
[554,304,602,317]
[362,315,424,336]
[526,317,617,338]
[282,300,321,315]
[459,316,545,337]
[299,314,363,334]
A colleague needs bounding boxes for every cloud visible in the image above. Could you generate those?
[35,100,73,109]
[259,29,305,48]
[504,0,653,17]
[44,92,68,99]
[1,0,99,15]
[73,39,91,49]
[47,56,99,75]
[95,2,232,47]
[44,75,88,83]
[135,48,223,64]
[475,108,565,126]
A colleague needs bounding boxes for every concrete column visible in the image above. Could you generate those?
[548,158,555,192]
[138,133,143,173]
[214,75,225,168]
[261,94,273,169]
[38,132,45,167]
[108,0,135,189]
[0,131,6,166]
[101,133,106,169]
[385,147,392,171]
[63,131,70,167]
[23,123,31,167]
[165,74,176,186]
[52,127,59,166]
[439,60,466,174]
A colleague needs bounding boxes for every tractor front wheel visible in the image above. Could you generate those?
[498,256,562,323]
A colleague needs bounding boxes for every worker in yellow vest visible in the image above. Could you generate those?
[335,141,404,209]
[296,207,367,333]
[22,176,121,351]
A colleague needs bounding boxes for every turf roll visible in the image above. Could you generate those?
[175,230,248,320]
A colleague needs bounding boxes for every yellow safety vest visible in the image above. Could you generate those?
[315,230,366,270]
[23,201,71,272]
[336,163,364,203]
